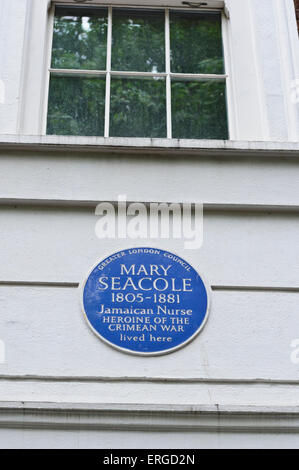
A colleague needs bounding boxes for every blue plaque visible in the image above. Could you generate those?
[81,248,210,356]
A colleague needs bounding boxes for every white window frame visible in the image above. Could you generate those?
[21,0,284,142]
[23,0,274,142]
[51,0,228,11]
[46,3,229,139]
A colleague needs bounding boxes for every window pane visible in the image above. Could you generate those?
[110,77,166,137]
[170,11,224,74]
[51,6,108,70]
[171,80,228,139]
[112,9,165,72]
[47,75,106,136]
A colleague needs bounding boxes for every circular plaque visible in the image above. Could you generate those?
[81,248,210,356]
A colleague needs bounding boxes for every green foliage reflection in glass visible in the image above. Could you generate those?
[51,6,108,70]
[172,80,228,139]
[48,7,228,139]
[47,76,106,136]
[112,9,165,72]
[110,78,166,137]
[170,11,224,74]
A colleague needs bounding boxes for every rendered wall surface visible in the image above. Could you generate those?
[0,0,298,449]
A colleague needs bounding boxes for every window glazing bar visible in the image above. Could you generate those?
[49,69,107,76]
[110,71,167,77]
[170,73,227,80]
[165,8,172,139]
[49,69,227,80]
[104,6,112,138]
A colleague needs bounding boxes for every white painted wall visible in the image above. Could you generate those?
[0,0,299,449]
[252,0,299,141]
[0,0,27,134]
[1,427,299,450]
[0,145,299,447]
[0,284,298,383]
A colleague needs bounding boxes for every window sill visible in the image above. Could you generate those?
[0,134,298,158]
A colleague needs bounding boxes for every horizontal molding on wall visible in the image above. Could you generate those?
[0,374,299,386]
[0,401,299,433]
[212,285,299,293]
[1,280,299,293]
[0,280,79,288]
[0,135,299,158]
[1,197,299,214]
